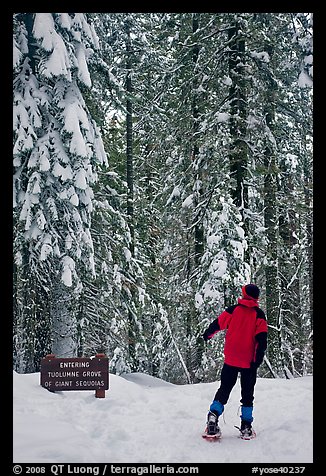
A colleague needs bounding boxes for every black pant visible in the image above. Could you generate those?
[214,363,257,407]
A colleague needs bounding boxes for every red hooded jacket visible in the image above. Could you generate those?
[203,296,268,369]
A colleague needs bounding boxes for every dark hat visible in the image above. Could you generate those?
[242,284,260,300]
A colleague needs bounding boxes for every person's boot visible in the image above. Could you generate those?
[239,419,255,439]
[206,411,221,436]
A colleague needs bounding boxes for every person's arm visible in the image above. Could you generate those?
[203,305,236,341]
[253,331,267,367]
[252,308,268,367]
[203,318,220,341]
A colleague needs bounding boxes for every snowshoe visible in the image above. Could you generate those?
[235,420,256,440]
[202,411,222,441]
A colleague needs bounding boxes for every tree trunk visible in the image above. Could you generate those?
[188,13,206,382]
[51,276,77,358]
[228,19,249,260]
[263,42,282,376]
[303,140,313,332]
[125,18,135,258]
[192,13,205,268]
[125,17,136,370]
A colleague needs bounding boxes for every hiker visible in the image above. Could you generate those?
[203,284,268,439]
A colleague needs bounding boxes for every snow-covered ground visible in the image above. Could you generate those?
[13,371,313,464]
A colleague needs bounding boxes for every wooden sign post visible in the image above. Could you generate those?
[40,353,109,398]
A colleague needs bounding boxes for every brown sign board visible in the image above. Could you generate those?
[40,354,109,394]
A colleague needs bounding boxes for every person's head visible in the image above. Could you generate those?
[242,284,260,300]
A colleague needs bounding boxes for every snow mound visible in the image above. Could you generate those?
[121,372,175,387]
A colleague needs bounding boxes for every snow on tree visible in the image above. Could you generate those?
[13,13,107,368]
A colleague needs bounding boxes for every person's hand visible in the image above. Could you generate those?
[250,357,263,370]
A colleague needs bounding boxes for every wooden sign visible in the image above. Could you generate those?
[40,353,109,398]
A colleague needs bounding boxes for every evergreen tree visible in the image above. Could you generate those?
[241,13,313,376]
[13,13,107,369]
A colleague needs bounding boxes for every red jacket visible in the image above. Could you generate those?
[203,297,268,368]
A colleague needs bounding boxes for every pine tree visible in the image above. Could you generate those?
[82,13,158,373]
[240,13,313,376]
[13,13,107,369]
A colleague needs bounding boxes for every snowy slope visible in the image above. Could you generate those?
[13,371,313,464]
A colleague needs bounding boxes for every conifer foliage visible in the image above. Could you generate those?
[13,13,313,380]
[13,13,107,369]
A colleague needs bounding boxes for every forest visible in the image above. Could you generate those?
[13,13,313,384]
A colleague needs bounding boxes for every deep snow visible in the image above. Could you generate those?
[13,371,313,464]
